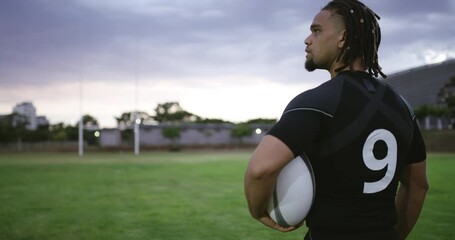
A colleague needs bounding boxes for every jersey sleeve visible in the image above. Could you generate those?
[267,110,322,157]
[407,119,427,164]
[267,80,343,157]
[390,86,427,164]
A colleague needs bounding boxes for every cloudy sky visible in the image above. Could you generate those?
[1,0,454,128]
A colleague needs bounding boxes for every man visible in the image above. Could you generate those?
[244,0,429,239]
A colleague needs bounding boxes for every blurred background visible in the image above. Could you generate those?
[0,0,454,152]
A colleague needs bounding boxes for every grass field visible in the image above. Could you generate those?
[0,151,453,240]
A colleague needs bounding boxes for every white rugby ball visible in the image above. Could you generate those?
[267,154,315,227]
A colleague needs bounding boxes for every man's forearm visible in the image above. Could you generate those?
[395,184,427,239]
[244,167,277,218]
[395,184,410,239]
[395,162,429,239]
[244,136,294,219]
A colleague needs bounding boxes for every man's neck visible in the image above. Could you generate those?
[329,58,366,78]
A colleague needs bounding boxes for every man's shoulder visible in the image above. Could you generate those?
[284,78,345,116]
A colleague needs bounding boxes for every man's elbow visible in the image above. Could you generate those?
[246,161,277,181]
[248,207,263,220]
[420,180,429,193]
[409,161,429,194]
[412,177,429,196]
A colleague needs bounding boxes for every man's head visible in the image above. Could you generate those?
[305,0,386,78]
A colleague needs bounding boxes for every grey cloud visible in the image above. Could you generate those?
[369,0,453,16]
[0,0,454,88]
[0,0,316,86]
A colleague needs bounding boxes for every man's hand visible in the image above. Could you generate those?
[257,214,299,232]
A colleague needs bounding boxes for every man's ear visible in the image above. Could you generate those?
[338,30,346,49]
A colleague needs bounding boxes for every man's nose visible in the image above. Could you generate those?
[304,35,311,46]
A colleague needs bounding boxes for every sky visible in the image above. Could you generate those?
[1,0,454,128]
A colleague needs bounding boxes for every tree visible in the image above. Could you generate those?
[247,118,277,124]
[0,113,26,143]
[438,76,455,118]
[65,125,79,141]
[49,123,67,141]
[414,105,447,120]
[153,102,200,123]
[231,123,253,145]
[115,111,152,129]
[195,118,232,124]
[162,126,181,151]
[77,114,99,129]
[72,115,100,145]
[23,125,50,142]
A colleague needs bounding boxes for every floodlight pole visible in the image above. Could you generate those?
[134,117,139,156]
[78,74,84,157]
[79,115,83,157]
[133,49,140,156]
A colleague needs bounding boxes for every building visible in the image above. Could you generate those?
[384,59,455,108]
[99,123,272,148]
[13,102,37,130]
[99,128,122,147]
[384,59,455,129]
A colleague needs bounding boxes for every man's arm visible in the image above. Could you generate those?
[395,160,429,240]
[244,135,295,232]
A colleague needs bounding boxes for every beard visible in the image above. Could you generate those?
[305,58,317,72]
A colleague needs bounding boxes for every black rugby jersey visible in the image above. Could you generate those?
[268,71,426,236]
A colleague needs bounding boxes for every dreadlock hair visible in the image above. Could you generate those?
[322,0,387,78]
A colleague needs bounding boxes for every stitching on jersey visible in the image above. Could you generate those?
[283,108,334,118]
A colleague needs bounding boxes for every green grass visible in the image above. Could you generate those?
[0,151,453,240]
[410,153,455,240]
